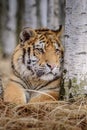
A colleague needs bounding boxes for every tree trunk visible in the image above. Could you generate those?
[53,0,60,29]
[59,0,65,26]
[40,0,47,27]
[64,0,87,97]
[18,0,65,29]
[53,0,65,29]
[16,0,24,41]
[0,0,3,51]
[2,0,17,57]
[47,0,54,29]
[0,0,7,54]
[24,0,37,28]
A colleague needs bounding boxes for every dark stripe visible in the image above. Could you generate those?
[27,47,31,64]
[11,53,33,89]
[35,28,49,32]
[11,57,28,88]
[10,79,31,103]
[36,77,60,91]
[24,78,32,89]
[10,79,26,89]
[43,86,59,91]
[22,48,26,64]
[38,35,43,39]
[27,47,30,56]
[39,36,45,41]
[11,55,22,79]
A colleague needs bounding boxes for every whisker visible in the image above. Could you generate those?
[26,89,56,101]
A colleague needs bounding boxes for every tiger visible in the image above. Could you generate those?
[4,25,64,105]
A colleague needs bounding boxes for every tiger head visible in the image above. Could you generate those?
[12,26,64,81]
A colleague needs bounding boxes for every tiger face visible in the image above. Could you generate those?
[12,26,64,81]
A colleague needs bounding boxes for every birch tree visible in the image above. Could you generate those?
[40,0,65,29]
[0,1,2,50]
[53,0,61,29]
[64,0,87,97]
[40,0,47,27]
[24,0,37,28]
[16,0,24,41]
[47,0,54,28]
[2,0,17,57]
[49,0,65,29]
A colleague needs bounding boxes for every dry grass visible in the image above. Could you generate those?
[0,57,87,130]
[0,98,87,130]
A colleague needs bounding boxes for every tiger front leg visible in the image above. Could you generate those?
[29,91,59,103]
[4,81,27,105]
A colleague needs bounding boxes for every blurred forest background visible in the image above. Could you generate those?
[0,0,65,57]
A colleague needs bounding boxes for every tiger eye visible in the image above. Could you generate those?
[35,48,44,54]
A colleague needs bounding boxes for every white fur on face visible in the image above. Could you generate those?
[39,65,61,81]
[40,74,55,81]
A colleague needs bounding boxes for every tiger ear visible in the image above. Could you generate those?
[52,25,63,38]
[19,28,35,44]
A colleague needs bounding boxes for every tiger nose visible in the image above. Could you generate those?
[47,63,56,70]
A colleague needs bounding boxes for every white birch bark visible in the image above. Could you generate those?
[64,0,87,96]
[24,0,37,28]
[2,0,17,56]
[53,0,65,29]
